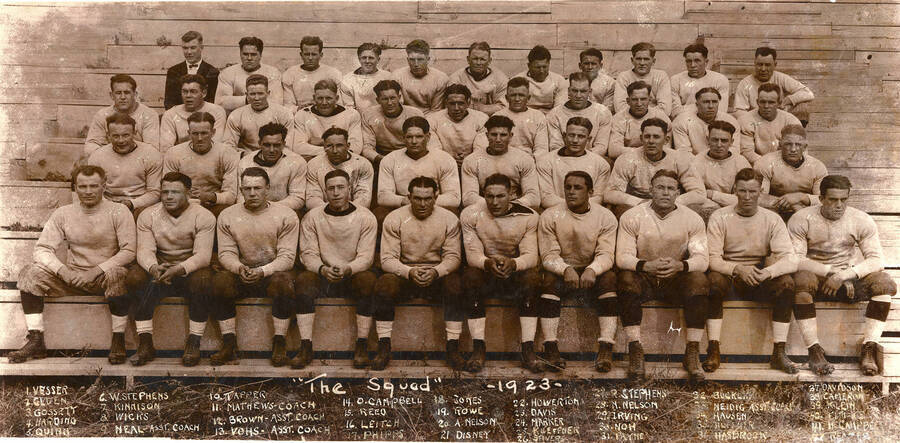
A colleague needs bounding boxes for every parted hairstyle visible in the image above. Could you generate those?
[758,83,782,97]
[579,47,603,62]
[683,43,709,58]
[507,76,530,90]
[564,170,594,190]
[245,73,269,89]
[357,42,382,57]
[187,111,216,126]
[324,169,350,185]
[406,39,430,55]
[402,116,430,134]
[631,42,656,57]
[468,41,491,55]
[106,112,136,129]
[568,71,591,85]
[694,86,721,100]
[755,46,778,61]
[485,114,515,131]
[241,166,270,185]
[71,164,106,184]
[313,79,339,93]
[258,122,288,142]
[651,168,679,184]
[109,74,137,92]
[483,173,512,191]
[321,126,349,143]
[641,117,669,134]
[707,120,736,136]
[181,31,203,44]
[239,36,264,52]
[528,45,551,62]
[626,80,651,96]
[566,116,593,133]
[180,73,207,89]
[733,167,763,186]
[300,35,324,51]
[820,174,852,196]
[408,176,438,194]
[373,79,402,97]
[445,83,472,100]
[161,171,192,190]
[781,124,807,139]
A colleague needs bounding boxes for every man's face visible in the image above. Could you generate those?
[757,90,780,120]
[527,59,550,82]
[110,81,136,113]
[467,49,491,75]
[323,134,350,165]
[568,79,591,109]
[108,123,136,154]
[240,175,269,210]
[409,186,436,220]
[259,133,286,163]
[404,126,429,157]
[754,55,776,82]
[486,126,511,155]
[446,93,469,122]
[246,84,269,111]
[74,173,105,207]
[313,88,338,115]
[579,55,602,78]
[324,176,351,210]
[181,81,206,111]
[779,133,807,165]
[484,184,511,217]
[631,50,654,75]
[650,176,679,210]
[696,91,720,121]
[706,128,732,160]
[358,49,379,74]
[641,125,667,158]
[684,51,707,78]
[407,50,429,77]
[564,176,591,210]
[160,180,190,214]
[376,89,401,116]
[300,44,322,69]
[188,121,215,154]
[506,86,530,112]
[564,124,590,154]
[240,45,262,72]
[627,88,650,117]
[734,179,761,216]
[182,38,202,64]
[820,188,850,221]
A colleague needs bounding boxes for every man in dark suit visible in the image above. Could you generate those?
[165,31,219,109]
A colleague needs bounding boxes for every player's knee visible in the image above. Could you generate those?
[617,270,641,295]
[124,265,149,292]
[596,270,617,293]
[866,272,898,296]
[793,271,819,295]
[684,271,709,296]
[187,268,214,296]
[521,268,543,289]
[268,272,295,298]
[294,271,320,297]
[351,271,378,297]
[771,274,795,294]
[375,274,402,300]
[461,267,485,290]
[795,290,814,305]
[442,272,462,297]
[211,271,237,298]
[707,271,730,296]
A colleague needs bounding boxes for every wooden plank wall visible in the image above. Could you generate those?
[0,0,898,210]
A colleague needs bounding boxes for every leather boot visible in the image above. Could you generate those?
[7,330,47,363]
[627,341,645,381]
[808,343,834,376]
[465,339,486,373]
[270,335,288,367]
[595,341,613,373]
[770,342,799,374]
[860,341,882,376]
[130,333,156,366]
[210,333,238,366]
[702,340,721,373]
[182,334,201,367]
[521,341,543,373]
[108,332,126,365]
[371,338,391,371]
[683,341,704,383]
[352,338,369,369]
[290,340,313,369]
[543,341,565,372]
[446,340,465,371]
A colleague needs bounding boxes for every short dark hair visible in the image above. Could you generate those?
[357,42,382,57]
[321,127,349,143]
[406,39,430,55]
[106,112,136,129]
[566,116,593,133]
[755,46,777,61]
[445,83,472,101]
[683,43,709,58]
[373,79,402,98]
[631,42,656,57]
[180,73,207,89]
[781,124,807,139]
[300,35,324,51]
[187,111,216,127]
[246,73,268,89]
[820,174,852,196]
[485,115,515,131]
[626,80,651,96]
[402,116,430,134]
[651,169,679,185]
[239,36,264,52]
[468,41,491,55]
[109,74,136,92]
[579,48,603,63]
[324,169,350,185]
[507,76,529,90]
[694,87,721,101]
[528,45,551,63]
[408,176,438,194]
[758,83,782,97]
[483,173,512,191]
[564,170,594,190]
[313,79,338,93]
[568,71,591,85]
[72,164,106,184]
[707,120,736,136]
[641,117,668,134]
[181,31,203,44]
[733,168,763,186]
[161,171,192,190]
[241,167,270,185]
[258,122,288,142]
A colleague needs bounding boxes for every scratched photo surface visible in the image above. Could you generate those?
[1,1,899,441]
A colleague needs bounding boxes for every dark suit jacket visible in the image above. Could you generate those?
[164,60,219,109]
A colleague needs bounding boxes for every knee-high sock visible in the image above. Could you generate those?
[21,293,45,332]
[624,325,641,344]
[356,315,372,339]
[219,317,236,335]
[468,317,486,341]
[520,317,537,343]
[273,316,290,337]
[864,294,892,344]
[296,313,315,341]
[446,321,463,341]
[189,321,207,337]
[111,314,128,334]
[772,321,790,344]
[25,314,44,332]
[794,302,818,348]
[135,320,153,335]
[376,321,392,339]
[597,293,618,344]
[706,319,723,342]
[539,294,561,343]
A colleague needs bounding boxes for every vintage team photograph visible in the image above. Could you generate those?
[0,0,898,440]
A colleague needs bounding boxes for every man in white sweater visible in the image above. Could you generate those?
[515,45,567,114]
[295,169,378,369]
[493,77,550,157]
[579,48,615,111]
[340,42,394,111]
[670,44,730,118]
[223,74,294,155]
[282,35,342,113]
[305,127,373,210]
[427,84,489,166]
[236,123,307,212]
[536,117,610,210]
[734,47,814,125]
[690,120,751,221]
[216,36,284,112]
[84,74,160,155]
[393,39,449,115]
[448,41,508,116]
[614,42,672,117]
[546,72,612,154]
[290,79,362,160]
[159,74,226,152]
[789,175,896,376]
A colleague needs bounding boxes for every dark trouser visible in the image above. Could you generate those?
[210,270,296,321]
[373,272,464,323]
[124,266,214,323]
[294,270,378,316]
[793,270,896,323]
[617,270,709,331]
[708,271,794,323]
[540,269,618,318]
[17,263,136,317]
[461,267,542,318]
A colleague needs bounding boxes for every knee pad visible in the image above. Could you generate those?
[793,271,820,295]
[867,272,898,297]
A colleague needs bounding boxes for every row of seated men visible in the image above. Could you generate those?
[7,122,894,382]
[92,31,811,169]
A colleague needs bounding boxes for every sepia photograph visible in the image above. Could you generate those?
[0,0,898,440]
